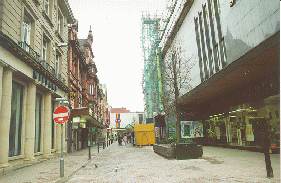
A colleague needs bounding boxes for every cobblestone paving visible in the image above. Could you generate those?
[67,142,280,183]
[0,142,279,183]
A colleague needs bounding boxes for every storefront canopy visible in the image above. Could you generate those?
[70,107,107,129]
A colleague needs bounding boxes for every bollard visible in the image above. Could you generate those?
[98,142,99,153]
[103,142,105,149]
[88,145,91,160]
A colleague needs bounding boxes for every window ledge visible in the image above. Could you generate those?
[8,155,25,161]
[42,10,54,27]
[55,30,64,42]
[34,152,43,156]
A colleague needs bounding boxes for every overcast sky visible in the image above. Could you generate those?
[68,0,166,112]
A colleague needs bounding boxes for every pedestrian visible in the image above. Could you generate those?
[123,135,127,145]
[127,133,131,143]
[118,134,123,146]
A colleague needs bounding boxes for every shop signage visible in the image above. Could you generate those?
[69,92,76,99]
[53,106,69,124]
[80,123,86,128]
[72,123,79,130]
[73,117,80,123]
[33,71,58,91]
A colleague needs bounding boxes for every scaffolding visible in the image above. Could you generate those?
[141,0,184,118]
[141,12,163,119]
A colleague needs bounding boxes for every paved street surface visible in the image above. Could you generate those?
[0,142,279,183]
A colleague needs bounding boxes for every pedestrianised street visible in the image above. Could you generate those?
[65,143,280,183]
[1,141,279,183]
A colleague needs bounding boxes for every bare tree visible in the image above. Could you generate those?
[161,41,193,143]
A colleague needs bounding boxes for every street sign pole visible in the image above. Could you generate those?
[60,123,64,177]
[53,103,69,178]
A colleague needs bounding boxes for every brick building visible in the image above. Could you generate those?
[68,23,107,151]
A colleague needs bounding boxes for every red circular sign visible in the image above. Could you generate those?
[53,106,69,124]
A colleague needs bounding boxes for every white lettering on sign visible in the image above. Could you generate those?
[53,112,69,118]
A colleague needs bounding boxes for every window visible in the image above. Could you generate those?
[78,97,82,108]
[45,0,49,15]
[58,16,61,33]
[42,39,47,61]
[57,14,63,34]
[35,94,42,153]
[9,82,23,157]
[90,84,94,94]
[55,54,60,75]
[22,15,31,52]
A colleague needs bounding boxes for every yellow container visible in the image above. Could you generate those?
[134,123,155,146]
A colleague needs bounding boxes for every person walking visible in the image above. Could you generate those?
[123,135,127,146]
[118,134,123,146]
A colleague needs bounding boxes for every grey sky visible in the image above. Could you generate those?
[68,0,166,112]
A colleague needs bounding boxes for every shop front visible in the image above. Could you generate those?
[70,107,107,151]
[178,33,279,152]
[205,94,280,150]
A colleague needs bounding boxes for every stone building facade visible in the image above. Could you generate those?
[0,0,75,172]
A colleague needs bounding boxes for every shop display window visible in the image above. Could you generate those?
[205,94,279,147]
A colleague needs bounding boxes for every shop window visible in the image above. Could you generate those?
[9,82,23,157]
[35,94,42,153]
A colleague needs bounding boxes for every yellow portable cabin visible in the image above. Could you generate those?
[134,123,155,146]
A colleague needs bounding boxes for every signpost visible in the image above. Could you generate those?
[53,105,69,177]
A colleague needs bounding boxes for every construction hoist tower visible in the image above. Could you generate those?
[141,12,164,119]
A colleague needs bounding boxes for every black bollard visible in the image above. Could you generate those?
[103,142,105,149]
[98,142,99,153]
[88,145,91,160]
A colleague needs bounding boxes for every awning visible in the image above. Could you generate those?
[70,107,107,129]
[179,31,279,107]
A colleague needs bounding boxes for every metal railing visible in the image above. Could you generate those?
[18,41,66,84]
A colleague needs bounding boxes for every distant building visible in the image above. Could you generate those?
[109,108,145,131]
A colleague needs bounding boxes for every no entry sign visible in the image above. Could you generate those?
[53,106,69,124]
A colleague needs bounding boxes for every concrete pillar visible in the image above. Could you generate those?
[0,68,13,167]
[55,102,61,152]
[43,92,52,158]
[24,82,36,163]
[0,65,3,112]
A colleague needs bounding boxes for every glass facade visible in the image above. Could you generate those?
[9,82,23,157]
[205,94,280,147]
